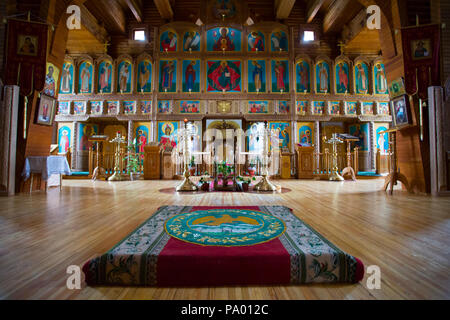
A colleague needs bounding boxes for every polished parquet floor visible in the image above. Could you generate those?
[0,178,449,300]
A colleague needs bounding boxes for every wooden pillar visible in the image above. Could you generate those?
[0,86,19,196]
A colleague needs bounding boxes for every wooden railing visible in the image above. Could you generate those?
[312,148,359,179]
[88,148,143,178]
[172,151,283,178]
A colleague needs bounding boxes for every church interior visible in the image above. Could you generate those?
[0,0,449,301]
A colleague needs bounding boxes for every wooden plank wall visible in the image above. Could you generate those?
[6,0,72,192]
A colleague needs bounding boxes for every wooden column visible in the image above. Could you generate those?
[0,86,19,196]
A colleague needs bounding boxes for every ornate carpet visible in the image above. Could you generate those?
[83,206,364,286]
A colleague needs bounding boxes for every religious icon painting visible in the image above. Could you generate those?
[248,60,266,93]
[90,101,103,115]
[296,60,310,93]
[158,100,172,114]
[410,38,432,61]
[77,123,98,151]
[248,31,265,52]
[58,125,72,154]
[390,95,412,129]
[247,122,265,154]
[206,60,241,92]
[117,60,133,93]
[349,123,370,151]
[373,63,388,95]
[297,122,314,146]
[269,122,291,151]
[106,101,120,115]
[17,34,38,56]
[43,63,59,98]
[329,101,341,115]
[180,101,200,114]
[123,101,137,115]
[335,61,350,94]
[57,101,71,115]
[211,0,238,20]
[316,61,330,94]
[140,100,152,114]
[73,101,87,115]
[354,62,370,94]
[270,30,288,52]
[78,61,93,94]
[206,27,242,52]
[377,102,390,115]
[97,60,112,94]
[59,62,74,94]
[137,60,152,93]
[312,101,325,115]
[36,94,56,126]
[182,60,200,93]
[158,121,178,150]
[345,101,358,115]
[134,124,150,154]
[248,101,268,114]
[278,101,290,114]
[388,77,406,99]
[271,60,289,93]
[296,100,308,115]
[375,125,389,154]
[362,102,374,115]
[159,60,177,92]
[160,30,177,52]
[183,31,201,52]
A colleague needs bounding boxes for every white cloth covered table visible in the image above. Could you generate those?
[22,156,72,181]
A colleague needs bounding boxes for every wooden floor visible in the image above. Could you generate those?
[0,178,449,300]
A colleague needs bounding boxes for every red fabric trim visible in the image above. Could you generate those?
[82,260,93,285]
[191,206,261,211]
[158,204,291,286]
[354,257,365,283]
[157,237,291,286]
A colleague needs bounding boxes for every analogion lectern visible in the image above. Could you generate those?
[380,128,411,195]
[88,135,109,181]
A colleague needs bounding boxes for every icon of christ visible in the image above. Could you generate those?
[208,61,241,92]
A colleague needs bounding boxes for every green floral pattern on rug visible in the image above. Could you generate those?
[165,209,286,246]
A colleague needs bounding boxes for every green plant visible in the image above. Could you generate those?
[237,176,256,184]
[216,161,233,177]
[189,155,195,167]
[124,141,144,173]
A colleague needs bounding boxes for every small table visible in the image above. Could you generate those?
[22,156,72,192]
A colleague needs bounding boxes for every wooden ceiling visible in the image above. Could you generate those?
[65,0,381,56]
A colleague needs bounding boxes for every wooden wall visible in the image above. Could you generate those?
[4,0,72,192]
[374,0,444,193]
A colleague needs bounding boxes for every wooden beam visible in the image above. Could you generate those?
[306,0,325,23]
[153,0,173,20]
[105,0,127,34]
[125,0,143,22]
[341,8,367,44]
[79,4,110,45]
[323,0,355,33]
[275,0,296,20]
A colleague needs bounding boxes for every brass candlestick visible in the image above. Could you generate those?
[254,121,277,192]
[108,132,126,182]
[176,120,199,191]
[325,133,344,181]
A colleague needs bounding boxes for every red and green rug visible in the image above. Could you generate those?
[83,206,364,286]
